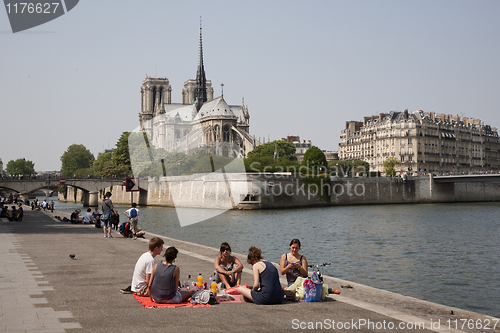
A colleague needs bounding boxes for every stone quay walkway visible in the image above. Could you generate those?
[1,209,499,333]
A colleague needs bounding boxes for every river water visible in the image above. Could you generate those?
[47,197,500,318]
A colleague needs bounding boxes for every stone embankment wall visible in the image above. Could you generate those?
[58,174,500,209]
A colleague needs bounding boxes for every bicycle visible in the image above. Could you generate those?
[307,262,331,282]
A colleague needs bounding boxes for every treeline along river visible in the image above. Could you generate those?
[50,197,500,318]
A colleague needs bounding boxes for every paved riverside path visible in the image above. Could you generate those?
[1,210,499,333]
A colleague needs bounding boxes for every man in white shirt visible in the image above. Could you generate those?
[82,208,94,224]
[121,236,164,294]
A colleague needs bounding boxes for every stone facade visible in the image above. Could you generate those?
[339,110,500,175]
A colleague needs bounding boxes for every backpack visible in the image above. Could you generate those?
[119,221,132,238]
[130,208,137,218]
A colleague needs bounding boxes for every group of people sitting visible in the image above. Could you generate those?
[55,208,103,225]
[0,202,24,221]
[236,239,308,305]
[62,205,145,239]
[52,192,145,241]
[121,237,309,305]
[31,199,54,212]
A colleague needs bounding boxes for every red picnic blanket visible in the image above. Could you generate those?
[133,294,212,308]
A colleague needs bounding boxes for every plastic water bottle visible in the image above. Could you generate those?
[311,271,319,283]
[197,273,203,291]
[187,275,191,290]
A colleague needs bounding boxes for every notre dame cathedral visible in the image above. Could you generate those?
[138,25,259,158]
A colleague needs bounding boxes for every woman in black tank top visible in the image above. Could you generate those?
[279,239,308,286]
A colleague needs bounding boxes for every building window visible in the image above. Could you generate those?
[214,125,220,140]
[401,156,405,162]
[223,125,230,142]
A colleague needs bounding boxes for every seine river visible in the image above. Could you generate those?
[49,197,500,318]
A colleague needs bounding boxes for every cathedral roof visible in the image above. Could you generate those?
[159,97,245,123]
[164,104,195,121]
[195,96,236,120]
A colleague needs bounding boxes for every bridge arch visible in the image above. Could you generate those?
[0,179,59,201]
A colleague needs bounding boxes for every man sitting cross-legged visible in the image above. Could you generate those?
[121,236,164,294]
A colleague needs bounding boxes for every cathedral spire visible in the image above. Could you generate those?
[194,17,207,111]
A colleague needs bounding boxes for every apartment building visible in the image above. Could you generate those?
[339,110,500,174]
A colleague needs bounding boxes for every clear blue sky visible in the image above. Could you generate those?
[2,0,500,171]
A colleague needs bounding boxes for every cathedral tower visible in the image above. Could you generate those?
[182,19,213,108]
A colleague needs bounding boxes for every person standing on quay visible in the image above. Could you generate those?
[101,192,118,238]
[16,202,23,222]
[124,202,139,240]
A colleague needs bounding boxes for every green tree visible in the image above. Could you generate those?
[383,157,400,177]
[247,140,297,160]
[302,146,327,174]
[60,144,94,177]
[108,132,133,178]
[6,158,35,176]
[93,152,113,177]
[245,140,299,173]
[91,132,134,178]
[113,132,132,171]
[73,167,94,178]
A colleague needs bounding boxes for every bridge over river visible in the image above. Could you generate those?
[0,177,124,206]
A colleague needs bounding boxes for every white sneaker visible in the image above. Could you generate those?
[108,234,113,238]
[104,235,108,238]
